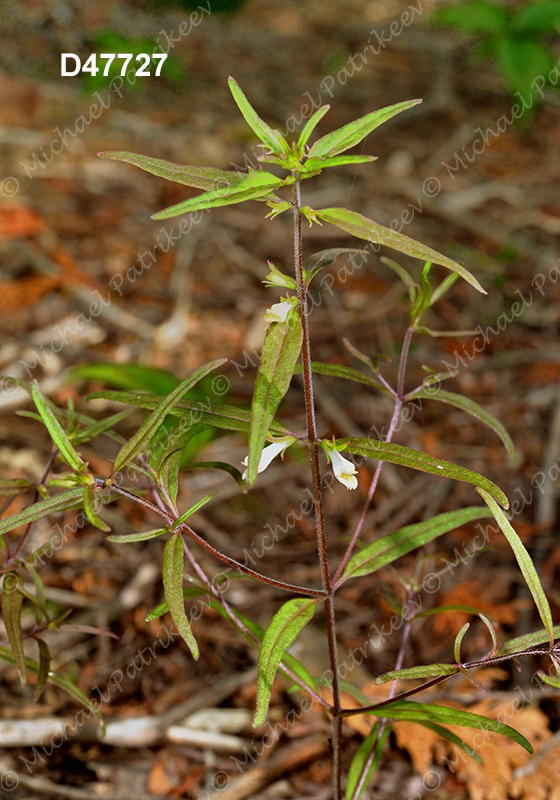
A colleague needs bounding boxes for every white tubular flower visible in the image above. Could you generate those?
[264,296,297,325]
[323,444,358,490]
[242,437,296,480]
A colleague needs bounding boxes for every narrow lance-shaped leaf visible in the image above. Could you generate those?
[380,256,417,302]
[409,388,515,460]
[376,663,459,684]
[228,76,289,157]
[0,646,105,733]
[478,488,554,649]
[174,492,219,527]
[34,638,51,701]
[188,461,247,493]
[371,700,533,753]
[71,409,133,446]
[31,382,84,471]
[247,309,303,486]
[158,448,182,506]
[346,723,391,800]
[152,170,283,220]
[107,527,168,544]
[316,207,486,294]
[0,487,85,537]
[493,624,560,657]
[303,155,377,172]
[162,532,199,660]
[297,104,330,150]
[112,358,226,474]
[309,98,422,158]
[294,361,380,388]
[97,151,244,191]
[0,479,32,497]
[208,600,317,695]
[254,597,318,726]
[336,437,509,508]
[342,506,493,582]
[88,391,292,437]
[2,574,26,685]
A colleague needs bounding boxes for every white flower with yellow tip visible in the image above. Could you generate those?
[322,442,358,490]
[264,296,298,325]
[242,436,297,480]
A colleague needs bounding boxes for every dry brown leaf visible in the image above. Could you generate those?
[0,206,47,239]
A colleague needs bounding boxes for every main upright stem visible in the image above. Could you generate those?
[292,181,343,799]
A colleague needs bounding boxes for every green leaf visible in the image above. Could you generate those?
[417,604,496,620]
[303,248,367,285]
[254,597,318,726]
[342,507,493,582]
[83,485,111,532]
[454,622,471,663]
[158,448,182,506]
[376,663,459,683]
[71,409,132,446]
[31,382,84,471]
[88,391,291,437]
[0,479,32,497]
[536,670,560,688]
[152,170,283,220]
[303,155,377,172]
[411,262,433,321]
[409,388,515,460]
[112,358,226,473]
[297,105,330,151]
[346,723,391,800]
[372,701,533,753]
[431,272,460,305]
[478,489,554,648]
[493,624,560,657]
[228,76,289,157]
[336,437,509,508]
[0,487,85,537]
[96,151,244,192]
[247,310,303,485]
[309,99,422,159]
[2,575,26,685]
[34,638,51,701]
[316,208,486,294]
[415,721,483,764]
[380,257,417,302]
[0,645,105,732]
[494,37,552,110]
[162,532,199,659]
[207,600,317,695]
[107,527,168,543]
[294,361,379,388]
[514,0,560,33]
[145,586,209,621]
[432,2,510,33]
[174,493,219,527]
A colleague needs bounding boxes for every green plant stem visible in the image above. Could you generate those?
[180,534,331,709]
[104,480,325,598]
[292,179,343,799]
[333,327,414,586]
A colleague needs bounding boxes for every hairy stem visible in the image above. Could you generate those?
[293,180,342,799]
